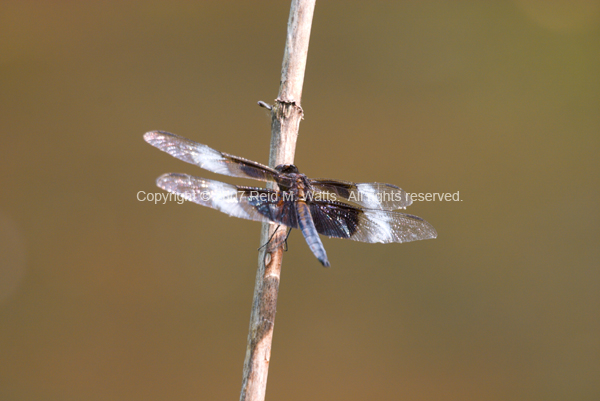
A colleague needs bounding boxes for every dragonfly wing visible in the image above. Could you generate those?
[156,173,276,223]
[145,131,279,182]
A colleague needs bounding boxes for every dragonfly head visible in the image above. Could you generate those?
[275,164,300,174]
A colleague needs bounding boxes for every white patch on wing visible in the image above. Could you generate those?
[348,209,437,244]
[364,210,395,242]
[355,183,412,210]
[355,183,382,209]
[144,131,231,175]
[202,180,249,219]
[190,145,231,175]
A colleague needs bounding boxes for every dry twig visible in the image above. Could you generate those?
[239,1,316,400]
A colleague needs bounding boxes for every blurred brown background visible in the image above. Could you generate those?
[1,1,599,400]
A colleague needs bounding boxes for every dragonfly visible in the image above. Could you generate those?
[144,131,437,267]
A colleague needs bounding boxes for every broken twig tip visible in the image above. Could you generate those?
[257,101,272,110]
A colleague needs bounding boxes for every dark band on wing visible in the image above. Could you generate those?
[309,201,361,239]
[310,179,412,210]
[243,186,299,230]
[144,131,279,182]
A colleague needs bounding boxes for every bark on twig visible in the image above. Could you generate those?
[239,1,316,400]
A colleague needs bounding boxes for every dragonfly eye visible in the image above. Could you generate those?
[275,164,300,174]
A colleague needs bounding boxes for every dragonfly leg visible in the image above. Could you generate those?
[257,225,281,251]
[282,227,293,252]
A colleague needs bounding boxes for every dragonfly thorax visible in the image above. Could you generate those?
[276,172,313,201]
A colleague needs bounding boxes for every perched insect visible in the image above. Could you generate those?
[144,131,437,266]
